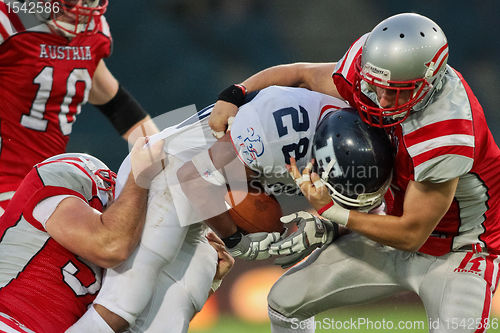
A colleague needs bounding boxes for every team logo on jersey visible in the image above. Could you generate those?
[39,44,92,61]
[236,127,264,165]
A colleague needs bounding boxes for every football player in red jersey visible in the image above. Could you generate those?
[0,136,163,333]
[209,13,500,333]
[0,0,157,215]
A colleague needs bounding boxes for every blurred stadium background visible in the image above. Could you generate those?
[67,0,500,331]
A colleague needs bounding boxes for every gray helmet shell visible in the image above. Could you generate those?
[361,13,448,83]
[43,153,116,208]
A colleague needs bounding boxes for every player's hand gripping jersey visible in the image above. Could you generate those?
[0,3,112,195]
[333,34,500,256]
[0,158,107,333]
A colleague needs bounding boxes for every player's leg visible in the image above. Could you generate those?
[129,225,218,333]
[65,305,114,333]
[268,233,406,333]
[417,251,500,333]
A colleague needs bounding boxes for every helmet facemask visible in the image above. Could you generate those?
[315,163,392,213]
[353,56,433,128]
[78,156,117,207]
[47,0,108,37]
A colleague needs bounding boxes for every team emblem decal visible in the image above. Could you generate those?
[237,127,264,165]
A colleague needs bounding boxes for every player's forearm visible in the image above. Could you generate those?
[100,174,148,265]
[241,63,310,92]
[241,62,339,97]
[121,115,159,142]
[346,210,431,252]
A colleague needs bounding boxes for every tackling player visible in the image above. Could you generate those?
[209,12,500,333]
[0,0,157,215]
[0,137,161,333]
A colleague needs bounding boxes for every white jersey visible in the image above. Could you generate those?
[116,86,349,224]
[230,86,349,195]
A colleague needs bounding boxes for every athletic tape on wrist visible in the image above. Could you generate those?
[313,179,324,188]
[211,130,225,139]
[191,149,226,186]
[317,201,334,215]
[320,203,350,227]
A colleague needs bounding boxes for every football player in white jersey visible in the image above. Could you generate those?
[208,12,500,333]
[68,86,395,332]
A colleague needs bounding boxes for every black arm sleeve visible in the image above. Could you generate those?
[94,85,148,135]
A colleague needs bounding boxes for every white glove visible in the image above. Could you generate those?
[227,232,281,261]
[269,211,339,268]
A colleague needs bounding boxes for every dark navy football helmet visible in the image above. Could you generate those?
[312,108,394,211]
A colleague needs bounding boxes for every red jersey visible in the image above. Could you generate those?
[0,4,112,195]
[0,160,105,332]
[333,34,500,256]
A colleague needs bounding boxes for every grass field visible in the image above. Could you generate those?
[190,305,500,332]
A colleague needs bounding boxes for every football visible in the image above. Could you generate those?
[225,187,284,234]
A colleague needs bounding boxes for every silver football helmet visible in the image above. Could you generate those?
[44,153,116,208]
[353,13,449,127]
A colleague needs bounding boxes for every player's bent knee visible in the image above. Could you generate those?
[268,279,305,319]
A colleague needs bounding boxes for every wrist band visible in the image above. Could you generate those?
[317,201,334,215]
[95,85,148,135]
[218,84,247,107]
[319,202,350,227]
[222,230,243,248]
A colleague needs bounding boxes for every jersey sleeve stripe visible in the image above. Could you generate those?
[404,119,473,147]
[334,34,367,80]
[0,313,37,333]
[22,185,88,231]
[0,11,14,40]
[0,26,7,41]
[100,16,111,38]
[5,8,24,33]
[407,134,474,157]
[412,146,474,168]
